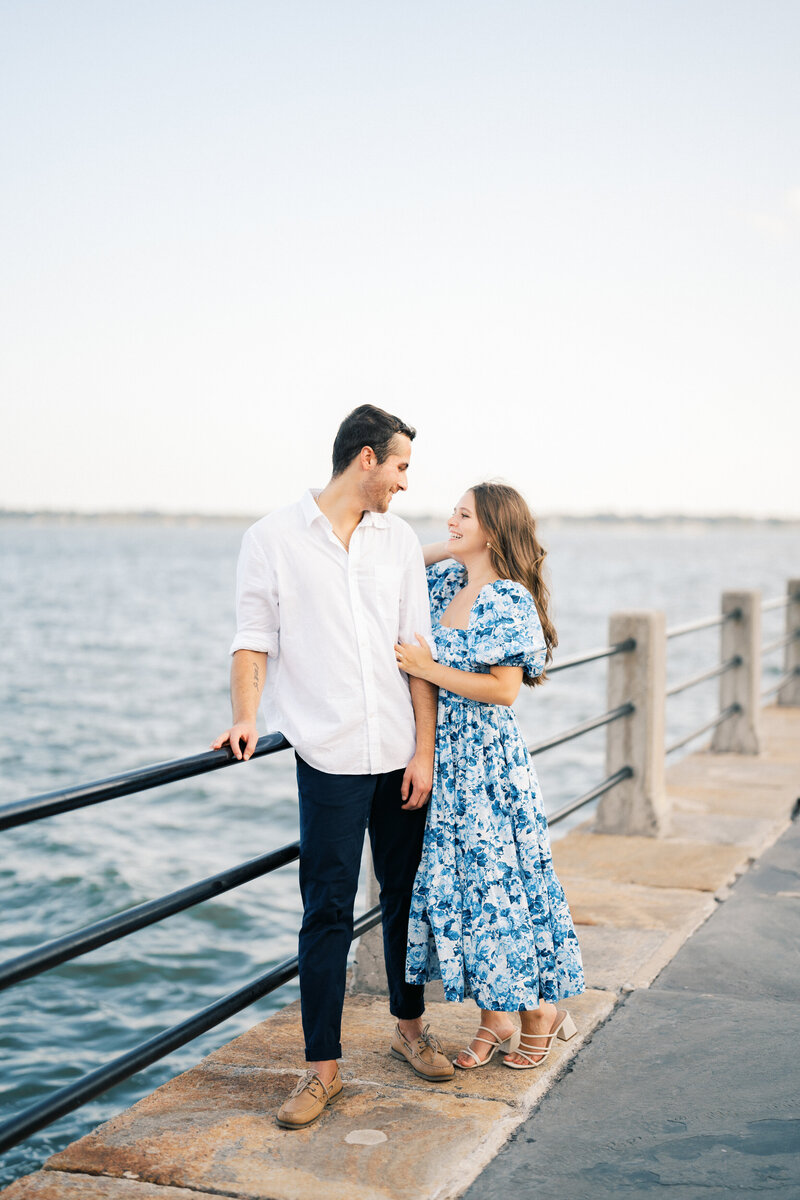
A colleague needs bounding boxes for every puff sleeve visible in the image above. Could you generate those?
[468,581,547,679]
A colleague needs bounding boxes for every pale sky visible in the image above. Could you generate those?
[1,1,798,518]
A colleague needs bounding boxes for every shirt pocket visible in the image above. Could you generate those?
[373,564,403,624]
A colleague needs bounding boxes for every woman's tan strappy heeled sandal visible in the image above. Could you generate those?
[453,1024,521,1069]
[503,1010,577,1070]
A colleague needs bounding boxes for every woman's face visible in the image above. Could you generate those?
[446,491,488,560]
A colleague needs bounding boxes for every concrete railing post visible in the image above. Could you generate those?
[711,591,761,753]
[778,578,800,706]
[350,847,387,994]
[596,611,668,838]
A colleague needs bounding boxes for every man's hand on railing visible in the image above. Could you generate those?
[210,723,260,762]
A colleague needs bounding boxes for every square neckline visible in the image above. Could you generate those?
[438,580,500,632]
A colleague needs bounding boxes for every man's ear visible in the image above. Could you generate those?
[360,445,377,470]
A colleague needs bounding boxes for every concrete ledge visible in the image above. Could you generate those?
[563,875,716,931]
[553,830,749,892]
[0,1175,223,1199]
[39,991,615,1200]
[665,751,800,793]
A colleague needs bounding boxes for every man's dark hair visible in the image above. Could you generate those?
[331,405,416,476]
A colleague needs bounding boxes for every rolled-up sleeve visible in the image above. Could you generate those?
[398,538,438,660]
[229,529,280,657]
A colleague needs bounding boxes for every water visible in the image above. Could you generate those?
[1,515,797,1185]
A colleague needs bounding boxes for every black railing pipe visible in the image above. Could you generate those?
[529,703,634,757]
[548,766,634,825]
[548,638,636,675]
[761,593,800,612]
[666,656,742,698]
[0,733,291,832]
[0,906,382,1155]
[761,631,800,656]
[666,610,741,641]
[665,703,741,756]
[761,668,800,702]
[0,842,300,993]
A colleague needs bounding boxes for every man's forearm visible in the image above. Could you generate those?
[409,676,437,757]
[231,650,268,723]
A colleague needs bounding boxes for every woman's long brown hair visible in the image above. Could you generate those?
[471,482,557,687]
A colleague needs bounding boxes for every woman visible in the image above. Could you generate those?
[395,483,584,1069]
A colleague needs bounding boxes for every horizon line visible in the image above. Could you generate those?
[2,507,800,526]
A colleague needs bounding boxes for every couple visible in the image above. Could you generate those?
[212,405,584,1130]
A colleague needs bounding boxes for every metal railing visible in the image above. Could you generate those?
[0,905,381,1156]
[665,703,741,756]
[3,580,797,1157]
[760,590,800,703]
[663,608,744,755]
[664,609,741,640]
[0,635,638,1156]
[0,732,291,833]
[662,589,800,754]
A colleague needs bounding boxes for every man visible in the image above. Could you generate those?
[212,404,454,1129]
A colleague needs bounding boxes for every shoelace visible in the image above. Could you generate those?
[419,1024,444,1054]
[289,1070,331,1100]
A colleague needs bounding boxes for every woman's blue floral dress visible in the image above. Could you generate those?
[406,561,585,1010]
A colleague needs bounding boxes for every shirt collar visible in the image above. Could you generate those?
[301,489,390,529]
[301,489,326,527]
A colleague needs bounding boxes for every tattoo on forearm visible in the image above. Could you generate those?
[252,663,260,691]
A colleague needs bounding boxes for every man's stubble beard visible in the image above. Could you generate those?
[363,477,392,513]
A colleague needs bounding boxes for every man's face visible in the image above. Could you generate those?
[363,434,412,512]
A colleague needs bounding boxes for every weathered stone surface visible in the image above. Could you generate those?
[664,750,799,794]
[562,875,716,932]
[38,990,615,1200]
[576,925,710,991]
[553,831,748,892]
[203,990,616,1106]
[666,808,789,853]
[760,704,800,747]
[1,1173,225,1199]
[46,1069,517,1200]
[467,814,800,1200]
[667,781,793,820]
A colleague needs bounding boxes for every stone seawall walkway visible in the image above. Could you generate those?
[466,807,800,1199]
[3,706,798,1200]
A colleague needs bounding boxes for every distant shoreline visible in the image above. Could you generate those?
[2,509,799,529]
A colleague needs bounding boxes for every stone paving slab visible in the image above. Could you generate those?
[0,1175,226,1200]
[574,926,695,992]
[560,875,718,991]
[44,1067,516,1200]
[552,831,748,892]
[36,991,615,1200]
[758,708,800,760]
[667,782,794,820]
[204,989,615,1108]
[666,808,789,853]
[466,815,800,1200]
[562,876,716,931]
[665,752,800,794]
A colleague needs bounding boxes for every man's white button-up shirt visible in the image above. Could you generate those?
[230,489,436,776]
